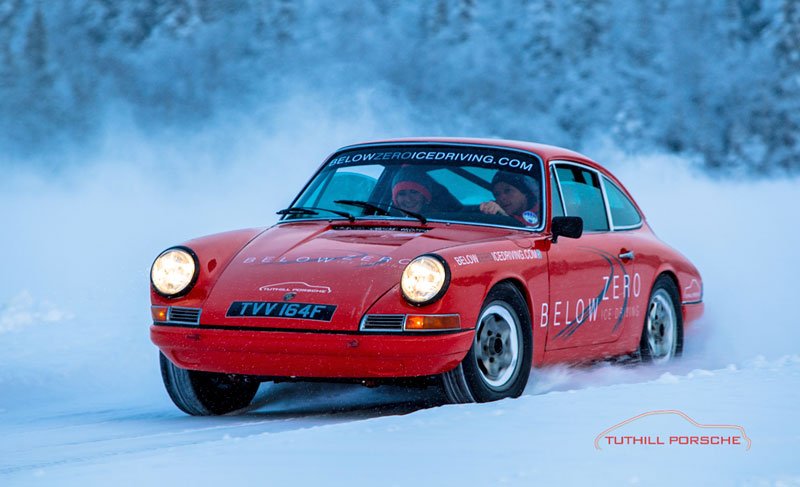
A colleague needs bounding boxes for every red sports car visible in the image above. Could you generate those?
[150,138,703,415]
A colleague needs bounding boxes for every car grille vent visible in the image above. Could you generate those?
[167,307,201,325]
[361,314,406,332]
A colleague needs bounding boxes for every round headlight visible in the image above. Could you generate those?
[401,255,450,305]
[151,247,198,297]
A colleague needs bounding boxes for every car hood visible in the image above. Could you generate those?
[200,220,514,331]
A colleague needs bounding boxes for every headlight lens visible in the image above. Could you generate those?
[401,255,449,305]
[151,247,197,297]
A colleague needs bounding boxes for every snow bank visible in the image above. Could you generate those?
[2,355,797,486]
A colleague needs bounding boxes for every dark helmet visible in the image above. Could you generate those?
[490,171,539,203]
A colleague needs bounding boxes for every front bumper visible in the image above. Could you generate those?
[151,324,474,379]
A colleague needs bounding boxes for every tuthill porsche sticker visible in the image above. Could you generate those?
[258,282,332,294]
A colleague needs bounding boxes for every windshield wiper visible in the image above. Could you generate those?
[334,200,391,216]
[276,206,355,222]
[335,199,427,224]
[391,205,427,224]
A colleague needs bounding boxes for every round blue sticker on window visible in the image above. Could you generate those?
[523,211,538,225]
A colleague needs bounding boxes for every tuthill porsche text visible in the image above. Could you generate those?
[603,435,743,446]
[595,410,751,450]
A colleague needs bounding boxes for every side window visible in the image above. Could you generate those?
[550,168,565,217]
[555,165,609,232]
[603,176,642,228]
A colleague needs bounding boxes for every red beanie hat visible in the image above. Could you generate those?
[392,168,433,203]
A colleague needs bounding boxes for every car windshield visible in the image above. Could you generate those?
[283,144,545,230]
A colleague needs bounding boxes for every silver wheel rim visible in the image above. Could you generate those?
[646,289,677,364]
[474,303,520,389]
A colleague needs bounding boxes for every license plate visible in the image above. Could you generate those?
[226,301,336,321]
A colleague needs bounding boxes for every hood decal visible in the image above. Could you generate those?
[243,252,413,268]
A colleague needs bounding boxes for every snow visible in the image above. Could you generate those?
[2,358,798,485]
[1,138,799,485]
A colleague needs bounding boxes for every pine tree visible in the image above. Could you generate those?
[771,0,800,172]
[0,0,22,88]
[24,6,51,87]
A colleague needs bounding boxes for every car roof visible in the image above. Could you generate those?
[339,137,598,166]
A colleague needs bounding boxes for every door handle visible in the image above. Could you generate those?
[618,250,635,261]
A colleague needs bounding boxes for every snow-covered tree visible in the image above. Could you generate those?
[0,0,798,173]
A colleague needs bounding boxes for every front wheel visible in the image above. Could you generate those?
[638,275,683,364]
[160,353,260,415]
[442,282,533,403]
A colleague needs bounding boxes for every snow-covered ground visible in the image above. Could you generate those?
[1,134,798,486]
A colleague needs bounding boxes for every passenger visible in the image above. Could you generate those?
[479,172,541,226]
[391,167,434,214]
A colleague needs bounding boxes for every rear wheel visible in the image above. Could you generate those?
[638,275,683,364]
[160,353,260,415]
[442,282,532,403]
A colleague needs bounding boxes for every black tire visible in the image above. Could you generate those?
[159,353,260,415]
[638,275,683,364]
[442,282,533,403]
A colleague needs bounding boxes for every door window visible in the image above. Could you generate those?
[555,165,609,232]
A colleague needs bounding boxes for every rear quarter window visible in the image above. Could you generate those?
[603,176,642,228]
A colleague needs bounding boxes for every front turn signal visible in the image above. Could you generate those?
[151,306,168,322]
[404,314,460,331]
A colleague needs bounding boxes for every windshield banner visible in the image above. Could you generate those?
[327,145,541,175]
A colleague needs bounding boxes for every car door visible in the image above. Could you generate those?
[544,162,640,351]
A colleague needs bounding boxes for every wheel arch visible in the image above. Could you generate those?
[657,269,680,295]
[493,277,532,320]
[441,276,534,403]
[648,262,680,298]
[487,277,544,366]
[639,271,684,361]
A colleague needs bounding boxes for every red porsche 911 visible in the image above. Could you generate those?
[150,138,704,415]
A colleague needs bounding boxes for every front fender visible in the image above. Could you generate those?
[363,236,549,364]
[150,227,267,307]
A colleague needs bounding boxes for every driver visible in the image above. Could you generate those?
[479,172,541,226]
[391,167,434,214]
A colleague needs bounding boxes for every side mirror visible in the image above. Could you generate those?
[551,216,583,243]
